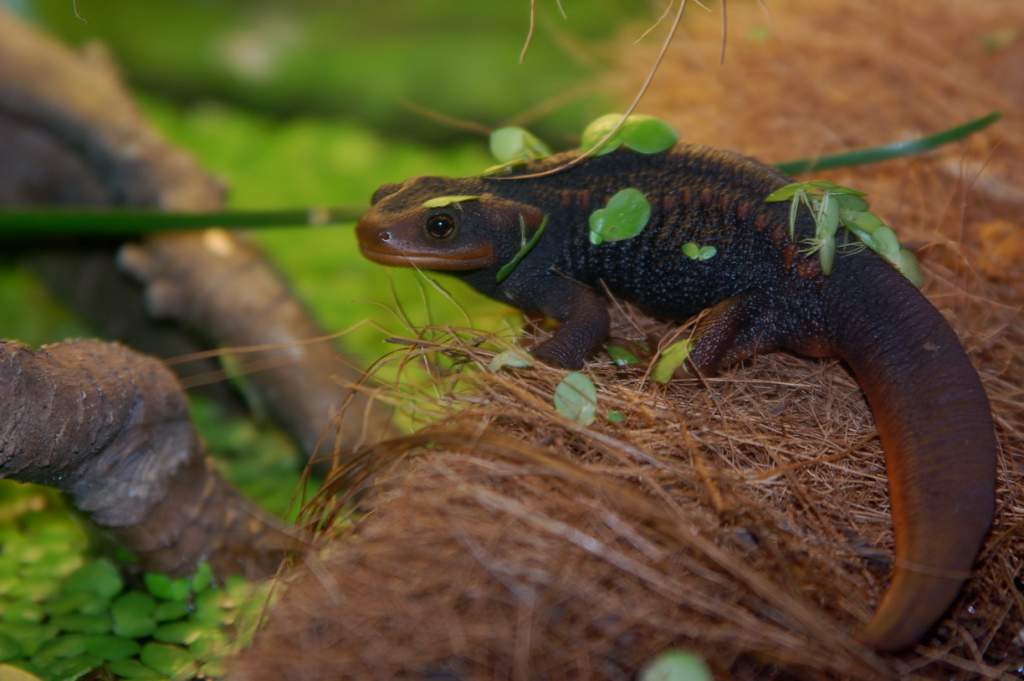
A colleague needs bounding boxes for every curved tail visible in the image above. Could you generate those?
[822,256,996,651]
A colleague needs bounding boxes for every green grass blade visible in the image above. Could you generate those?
[0,206,363,239]
[775,111,1001,175]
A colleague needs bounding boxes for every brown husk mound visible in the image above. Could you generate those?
[231,2,1023,679]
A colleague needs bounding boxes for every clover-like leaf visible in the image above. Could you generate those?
[589,188,651,245]
[488,349,534,372]
[139,642,194,678]
[489,127,551,163]
[606,410,626,424]
[682,242,717,261]
[421,195,481,209]
[554,372,597,426]
[653,339,693,384]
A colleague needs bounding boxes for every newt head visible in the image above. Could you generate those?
[357,176,546,273]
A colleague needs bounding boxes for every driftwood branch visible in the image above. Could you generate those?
[0,339,299,577]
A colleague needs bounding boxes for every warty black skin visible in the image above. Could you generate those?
[357,144,997,652]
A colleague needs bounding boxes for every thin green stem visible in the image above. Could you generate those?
[0,206,363,239]
[0,112,1000,239]
[775,111,1001,175]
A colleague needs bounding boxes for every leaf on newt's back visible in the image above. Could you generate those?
[589,188,651,245]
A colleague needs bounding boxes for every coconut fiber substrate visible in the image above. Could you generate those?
[230,2,1024,679]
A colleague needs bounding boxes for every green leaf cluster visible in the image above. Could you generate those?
[765,180,922,285]
[0,482,270,681]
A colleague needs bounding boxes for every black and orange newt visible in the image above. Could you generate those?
[356,144,997,651]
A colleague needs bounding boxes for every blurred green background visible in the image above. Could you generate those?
[0,2,649,678]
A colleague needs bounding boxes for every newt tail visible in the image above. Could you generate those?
[356,144,997,650]
[823,256,996,650]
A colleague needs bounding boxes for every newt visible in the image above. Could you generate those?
[356,143,997,651]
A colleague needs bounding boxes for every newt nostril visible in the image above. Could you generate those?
[379,230,392,242]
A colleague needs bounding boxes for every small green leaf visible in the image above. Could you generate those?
[834,193,869,212]
[817,192,840,238]
[3,601,44,624]
[139,643,194,679]
[51,613,112,634]
[640,650,713,681]
[190,562,214,594]
[607,344,640,366]
[0,623,58,657]
[38,653,100,681]
[154,621,207,646]
[682,242,716,261]
[764,182,803,202]
[488,349,534,372]
[897,248,924,287]
[106,658,165,680]
[818,234,836,275]
[842,209,886,234]
[580,113,625,155]
[111,592,157,638]
[496,215,549,283]
[154,600,191,622]
[871,226,902,262]
[33,633,89,662]
[83,634,140,662]
[144,573,191,602]
[554,372,598,426]
[606,410,626,424]
[62,560,123,600]
[619,115,679,154]
[421,195,480,209]
[489,127,551,163]
[589,188,651,245]
[653,339,693,384]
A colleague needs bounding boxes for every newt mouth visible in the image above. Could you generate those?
[358,242,494,270]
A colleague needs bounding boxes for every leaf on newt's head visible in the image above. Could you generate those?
[421,195,481,209]
[589,188,651,245]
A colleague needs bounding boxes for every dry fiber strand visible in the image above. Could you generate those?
[233,2,1023,679]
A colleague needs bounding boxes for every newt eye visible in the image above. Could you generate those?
[425,213,457,240]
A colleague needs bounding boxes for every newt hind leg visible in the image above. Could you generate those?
[684,292,784,377]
